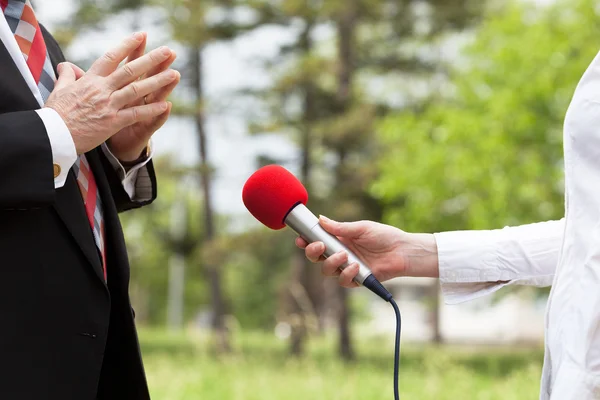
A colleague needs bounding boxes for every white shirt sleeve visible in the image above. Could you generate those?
[434,219,564,305]
[35,107,153,199]
[34,108,77,188]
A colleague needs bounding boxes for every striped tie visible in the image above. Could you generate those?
[1,0,107,281]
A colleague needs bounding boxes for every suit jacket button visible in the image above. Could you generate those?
[53,164,61,178]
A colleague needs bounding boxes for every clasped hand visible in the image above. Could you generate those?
[45,32,180,162]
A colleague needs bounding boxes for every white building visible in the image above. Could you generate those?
[364,277,547,345]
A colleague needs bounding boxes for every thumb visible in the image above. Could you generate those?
[61,62,86,80]
[54,63,76,90]
[319,215,365,238]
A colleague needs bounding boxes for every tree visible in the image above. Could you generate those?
[241,0,334,356]
[120,159,207,325]
[244,0,489,355]
[375,0,599,298]
[165,0,258,352]
[318,0,488,352]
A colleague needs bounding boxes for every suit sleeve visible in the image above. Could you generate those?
[99,150,157,213]
[0,111,56,209]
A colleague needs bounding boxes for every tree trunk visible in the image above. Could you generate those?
[289,254,309,356]
[337,285,353,360]
[431,283,443,344]
[334,4,357,361]
[288,21,324,355]
[190,47,229,352]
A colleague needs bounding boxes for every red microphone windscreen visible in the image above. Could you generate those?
[242,165,308,230]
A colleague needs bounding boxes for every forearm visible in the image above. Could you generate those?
[402,233,440,278]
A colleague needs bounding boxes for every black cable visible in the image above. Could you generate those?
[361,275,401,399]
[390,298,401,400]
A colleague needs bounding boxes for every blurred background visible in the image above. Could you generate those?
[35,0,596,398]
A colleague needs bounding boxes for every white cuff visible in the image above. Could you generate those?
[434,221,561,305]
[101,140,154,199]
[35,108,77,188]
[435,230,510,304]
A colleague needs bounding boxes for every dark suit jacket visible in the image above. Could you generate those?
[0,26,156,399]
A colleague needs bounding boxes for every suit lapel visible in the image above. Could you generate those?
[39,27,108,284]
[40,24,62,78]
[0,43,40,111]
[53,171,107,282]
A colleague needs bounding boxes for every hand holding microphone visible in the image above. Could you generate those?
[243,164,394,301]
[296,217,441,287]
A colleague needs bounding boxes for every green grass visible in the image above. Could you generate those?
[138,328,544,400]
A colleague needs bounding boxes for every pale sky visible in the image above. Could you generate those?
[36,1,298,228]
[35,0,552,228]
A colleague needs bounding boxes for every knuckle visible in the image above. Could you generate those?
[103,51,118,63]
[129,82,140,98]
[122,64,135,78]
[95,92,110,108]
[107,109,118,120]
[107,95,117,109]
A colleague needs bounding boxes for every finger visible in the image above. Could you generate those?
[88,32,146,77]
[339,263,360,288]
[322,251,348,277]
[122,36,148,107]
[54,63,76,90]
[143,101,172,135]
[144,71,180,104]
[319,215,366,239]
[126,33,147,64]
[113,104,170,153]
[60,62,85,80]
[144,50,177,80]
[115,101,168,129]
[295,237,309,249]
[111,69,179,109]
[305,242,326,263]
[108,46,174,90]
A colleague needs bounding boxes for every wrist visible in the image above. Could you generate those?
[119,146,150,167]
[114,144,150,165]
[402,233,440,278]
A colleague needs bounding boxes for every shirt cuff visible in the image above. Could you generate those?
[101,140,154,199]
[35,108,77,188]
[435,230,510,304]
[434,225,558,305]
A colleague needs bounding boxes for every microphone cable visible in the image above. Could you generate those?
[390,298,401,400]
[362,275,401,400]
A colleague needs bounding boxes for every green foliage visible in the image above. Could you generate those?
[222,229,296,329]
[121,159,208,324]
[375,0,599,233]
[139,328,543,400]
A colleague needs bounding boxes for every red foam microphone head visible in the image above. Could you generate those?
[242,164,308,230]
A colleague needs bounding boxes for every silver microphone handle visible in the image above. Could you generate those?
[284,203,373,284]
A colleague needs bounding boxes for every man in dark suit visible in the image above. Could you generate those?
[0,1,180,398]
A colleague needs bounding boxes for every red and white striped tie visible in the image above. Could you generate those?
[1,0,107,281]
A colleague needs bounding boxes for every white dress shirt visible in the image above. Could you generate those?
[0,15,153,198]
[435,49,600,399]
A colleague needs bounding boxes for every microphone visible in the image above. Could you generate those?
[242,164,392,302]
